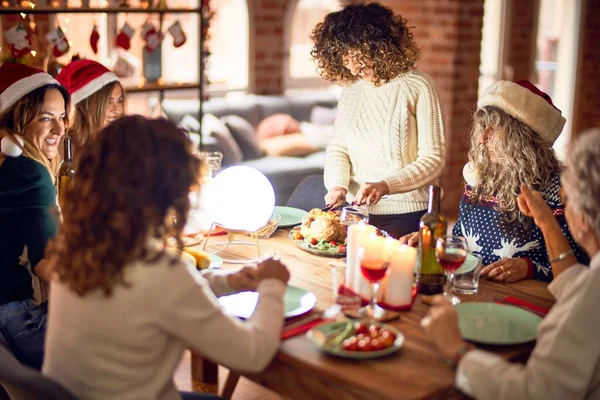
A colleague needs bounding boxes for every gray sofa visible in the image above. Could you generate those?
[162,92,337,205]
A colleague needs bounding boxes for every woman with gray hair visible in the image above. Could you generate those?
[423,129,600,399]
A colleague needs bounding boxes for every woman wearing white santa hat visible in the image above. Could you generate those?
[57,59,125,162]
[401,80,589,283]
[0,62,70,369]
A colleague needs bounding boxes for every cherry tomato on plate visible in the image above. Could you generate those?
[353,322,369,336]
[338,245,346,253]
[329,240,337,246]
[342,336,359,351]
[310,238,318,245]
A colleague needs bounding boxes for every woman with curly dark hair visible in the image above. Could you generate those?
[311,2,445,238]
[43,116,290,400]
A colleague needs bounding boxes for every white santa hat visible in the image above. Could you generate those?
[56,59,119,106]
[477,80,566,145]
[0,63,59,157]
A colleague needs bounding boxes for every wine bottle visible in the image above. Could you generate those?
[417,184,447,295]
[58,137,75,210]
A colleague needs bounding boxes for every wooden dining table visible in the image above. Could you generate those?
[189,228,555,400]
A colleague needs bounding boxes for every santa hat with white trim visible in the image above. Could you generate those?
[477,80,566,145]
[0,63,60,157]
[56,59,119,106]
[0,63,59,115]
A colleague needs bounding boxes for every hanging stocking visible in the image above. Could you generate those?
[4,23,32,59]
[168,20,186,48]
[141,21,164,53]
[46,27,70,58]
[90,25,99,54]
[116,22,134,51]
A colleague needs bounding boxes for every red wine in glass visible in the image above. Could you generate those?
[360,260,389,282]
[438,249,468,272]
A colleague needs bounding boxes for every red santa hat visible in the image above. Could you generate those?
[56,59,119,106]
[477,80,566,145]
[0,63,59,115]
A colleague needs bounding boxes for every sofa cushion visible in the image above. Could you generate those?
[202,114,243,166]
[256,114,300,139]
[221,115,263,161]
[310,105,337,125]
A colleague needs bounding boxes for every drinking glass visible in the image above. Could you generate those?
[326,262,362,318]
[435,236,468,305]
[197,151,223,179]
[340,205,369,226]
[358,237,391,320]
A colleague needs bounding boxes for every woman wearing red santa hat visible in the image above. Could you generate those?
[57,59,125,161]
[0,62,70,369]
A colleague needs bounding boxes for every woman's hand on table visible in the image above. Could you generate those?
[421,296,467,361]
[228,266,259,291]
[481,258,528,282]
[256,257,290,285]
[399,231,419,247]
[324,187,347,209]
[517,184,556,230]
[354,181,389,206]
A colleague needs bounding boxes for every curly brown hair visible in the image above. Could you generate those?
[310,2,420,87]
[468,106,562,224]
[47,116,201,296]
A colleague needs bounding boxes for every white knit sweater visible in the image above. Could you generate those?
[324,70,446,215]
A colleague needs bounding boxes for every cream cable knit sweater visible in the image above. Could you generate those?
[324,70,446,215]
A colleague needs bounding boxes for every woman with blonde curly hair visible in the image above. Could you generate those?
[402,80,588,282]
[43,116,290,400]
[0,63,69,369]
[56,59,125,162]
[423,129,600,399]
[311,1,445,238]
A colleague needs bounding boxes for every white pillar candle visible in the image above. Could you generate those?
[382,244,417,306]
[347,222,376,296]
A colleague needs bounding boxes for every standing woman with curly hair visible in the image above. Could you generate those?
[0,63,69,369]
[311,2,445,238]
[56,59,125,162]
[43,116,290,400]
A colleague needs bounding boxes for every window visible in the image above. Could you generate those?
[286,0,340,89]
[478,0,508,98]
[533,0,582,159]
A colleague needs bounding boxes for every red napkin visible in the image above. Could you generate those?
[338,285,418,311]
[281,317,324,340]
[500,296,551,316]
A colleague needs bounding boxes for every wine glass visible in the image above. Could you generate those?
[435,236,468,305]
[340,205,369,226]
[357,235,391,320]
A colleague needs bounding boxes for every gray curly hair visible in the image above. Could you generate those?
[468,106,563,224]
[562,129,600,237]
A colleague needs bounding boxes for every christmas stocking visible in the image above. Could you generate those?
[168,20,186,48]
[4,23,32,59]
[116,22,134,50]
[46,27,70,58]
[141,21,164,53]
[90,25,100,54]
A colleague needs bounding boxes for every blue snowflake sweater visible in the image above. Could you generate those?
[452,173,589,282]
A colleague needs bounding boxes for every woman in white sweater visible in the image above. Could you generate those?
[42,116,290,400]
[422,129,600,399]
[310,2,445,238]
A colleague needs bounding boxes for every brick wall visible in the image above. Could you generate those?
[572,0,600,137]
[247,0,287,94]
[505,0,539,82]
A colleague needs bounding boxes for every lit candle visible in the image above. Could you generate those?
[346,221,375,295]
[382,244,416,306]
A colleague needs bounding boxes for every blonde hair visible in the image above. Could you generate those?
[468,106,562,224]
[0,84,70,182]
[69,81,126,159]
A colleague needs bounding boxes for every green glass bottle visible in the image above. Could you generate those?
[417,184,447,295]
[58,137,75,210]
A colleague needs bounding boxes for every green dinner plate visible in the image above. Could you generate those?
[307,320,405,359]
[218,285,316,319]
[454,253,480,275]
[274,206,308,228]
[456,302,542,345]
[209,254,223,269]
